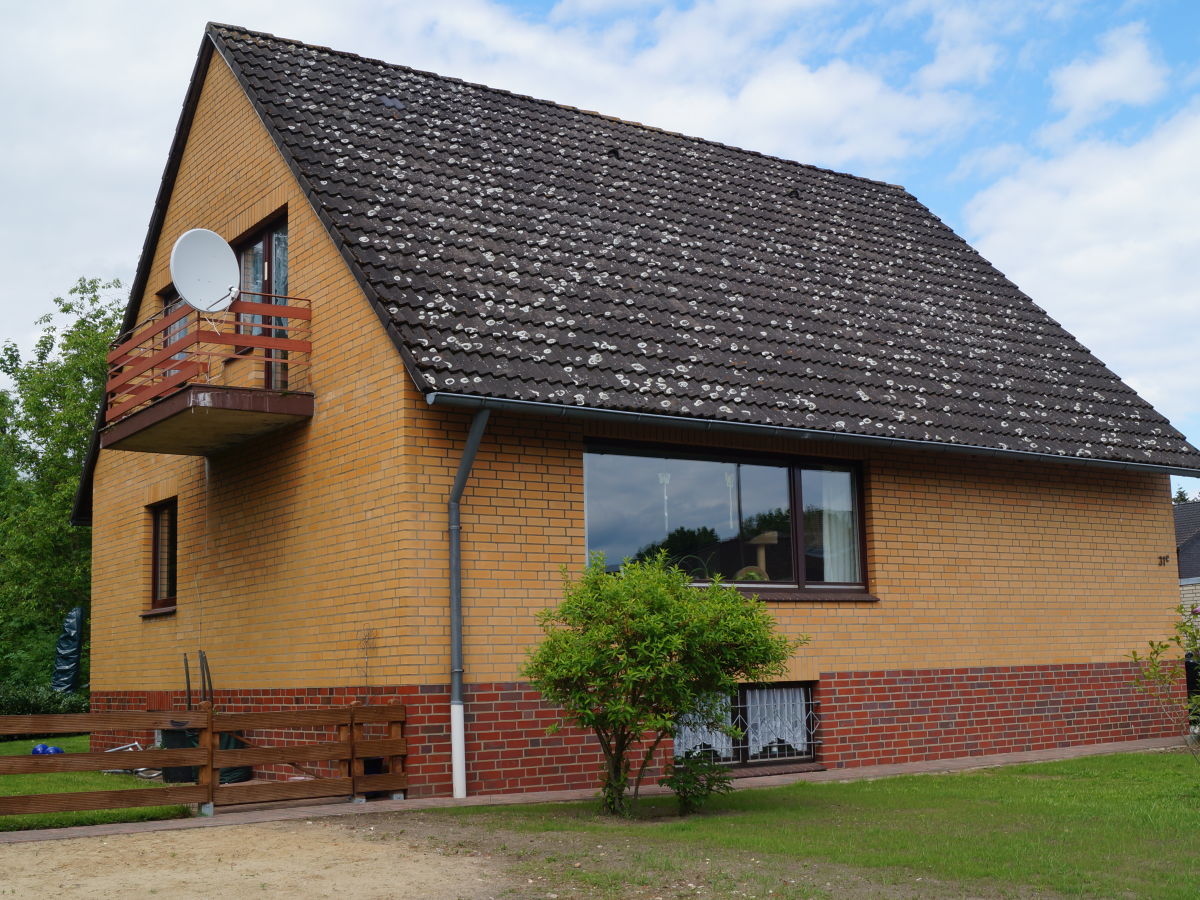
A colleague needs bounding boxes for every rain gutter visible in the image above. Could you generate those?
[425,392,1200,478]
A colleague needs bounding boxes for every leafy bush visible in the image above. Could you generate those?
[524,552,801,816]
[1130,600,1200,762]
[659,749,734,815]
[0,683,89,717]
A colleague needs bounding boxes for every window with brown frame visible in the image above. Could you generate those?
[150,499,178,610]
[584,444,864,590]
[236,220,289,388]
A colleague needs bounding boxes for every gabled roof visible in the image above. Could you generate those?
[1175,500,1200,548]
[74,22,1200,527]
[204,23,1200,471]
[1175,501,1200,580]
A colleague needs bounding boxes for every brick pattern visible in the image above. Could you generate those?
[91,682,667,798]
[93,664,1170,794]
[817,661,1179,768]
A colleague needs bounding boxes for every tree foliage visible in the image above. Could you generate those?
[0,278,123,687]
[1129,600,1200,764]
[523,553,801,815]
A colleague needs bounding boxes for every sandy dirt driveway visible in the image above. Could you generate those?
[0,819,511,899]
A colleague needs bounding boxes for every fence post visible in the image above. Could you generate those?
[196,701,214,816]
[344,701,365,803]
[387,701,406,800]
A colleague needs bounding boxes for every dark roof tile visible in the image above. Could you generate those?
[208,23,1200,470]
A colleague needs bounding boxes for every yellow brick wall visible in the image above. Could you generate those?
[1181,582,1200,608]
[90,51,1182,693]
[408,410,1179,683]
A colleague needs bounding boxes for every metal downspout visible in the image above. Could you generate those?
[448,408,490,798]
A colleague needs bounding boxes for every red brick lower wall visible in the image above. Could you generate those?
[90,682,664,798]
[816,661,1177,768]
[90,661,1172,794]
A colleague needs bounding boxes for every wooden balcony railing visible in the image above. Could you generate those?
[105,293,312,424]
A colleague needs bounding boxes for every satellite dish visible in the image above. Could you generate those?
[169,229,240,311]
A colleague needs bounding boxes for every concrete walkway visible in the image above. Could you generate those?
[0,736,1181,845]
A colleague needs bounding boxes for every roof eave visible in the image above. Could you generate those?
[424,391,1200,478]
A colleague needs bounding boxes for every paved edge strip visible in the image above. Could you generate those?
[0,736,1182,844]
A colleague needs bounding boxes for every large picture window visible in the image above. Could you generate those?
[584,445,862,588]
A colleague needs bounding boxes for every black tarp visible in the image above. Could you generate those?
[51,606,84,693]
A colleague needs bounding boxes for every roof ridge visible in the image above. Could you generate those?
[204,21,908,196]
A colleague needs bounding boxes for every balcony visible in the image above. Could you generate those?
[100,294,314,455]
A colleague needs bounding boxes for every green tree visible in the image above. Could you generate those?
[0,278,123,687]
[523,553,801,815]
[1174,487,1192,504]
[1129,600,1200,764]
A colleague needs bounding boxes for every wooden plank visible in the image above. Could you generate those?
[0,710,209,735]
[354,705,407,724]
[193,330,311,353]
[0,747,206,775]
[0,785,208,816]
[228,300,312,320]
[213,777,353,806]
[213,709,350,730]
[353,773,409,793]
[353,738,407,758]
[106,331,200,392]
[107,305,192,363]
[213,741,350,768]
[106,362,207,422]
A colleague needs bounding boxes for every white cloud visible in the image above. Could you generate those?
[908,1,1001,89]
[966,100,1200,433]
[1042,22,1167,142]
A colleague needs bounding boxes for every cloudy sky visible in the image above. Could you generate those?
[3,0,1199,486]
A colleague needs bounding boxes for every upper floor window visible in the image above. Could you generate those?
[584,445,863,589]
[237,220,289,387]
[239,220,288,300]
[150,498,178,610]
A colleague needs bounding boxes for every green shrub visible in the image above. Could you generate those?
[0,682,89,717]
[524,553,801,816]
[659,749,734,815]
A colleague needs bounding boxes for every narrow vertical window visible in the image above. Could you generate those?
[237,220,289,387]
[150,499,177,610]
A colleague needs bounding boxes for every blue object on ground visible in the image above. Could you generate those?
[45,746,64,754]
[31,744,48,754]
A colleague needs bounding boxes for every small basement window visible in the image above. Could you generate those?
[675,683,818,765]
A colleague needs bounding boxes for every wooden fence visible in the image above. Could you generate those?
[0,702,406,818]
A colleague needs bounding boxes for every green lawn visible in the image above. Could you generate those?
[417,750,1200,899]
[0,735,191,832]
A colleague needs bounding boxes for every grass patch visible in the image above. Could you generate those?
[0,735,191,832]
[414,750,1200,899]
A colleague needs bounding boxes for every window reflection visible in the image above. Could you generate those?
[585,452,792,583]
[801,469,859,583]
[585,449,861,586]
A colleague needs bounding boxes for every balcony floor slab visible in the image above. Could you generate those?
[100,384,314,455]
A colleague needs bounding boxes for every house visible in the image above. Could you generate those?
[1175,501,1200,605]
[74,23,1200,799]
